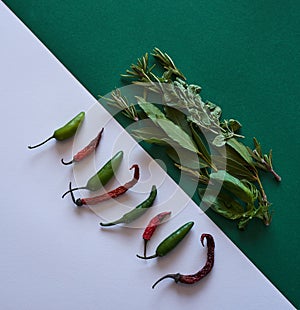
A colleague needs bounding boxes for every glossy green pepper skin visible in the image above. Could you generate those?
[53,111,85,141]
[86,150,123,191]
[28,111,85,149]
[62,150,124,198]
[100,185,157,226]
[156,221,194,257]
[137,221,194,259]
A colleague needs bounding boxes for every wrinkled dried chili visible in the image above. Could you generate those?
[69,164,139,206]
[61,128,104,165]
[140,211,171,257]
[152,233,215,289]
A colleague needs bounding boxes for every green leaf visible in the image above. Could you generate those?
[190,123,211,164]
[210,170,254,204]
[228,119,242,132]
[212,134,226,147]
[136,97,166,121]
[199,188,246,220]
[167,147,209,170]
[212,155,257,181]
[155,118,199,153]
[136,98,198,152]
[220,119,242,133]
[131,126,172,145]
[226,138,255,168]
[205,101,222,120]
[165,106,192,136]
[253,137,262,156]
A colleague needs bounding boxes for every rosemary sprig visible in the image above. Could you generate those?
[121,52,156,83]
[152,47,186,81]
[247,138,281,182]
[101,89,139,122]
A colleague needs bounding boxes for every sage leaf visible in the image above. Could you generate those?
[220,119,242,133]
[212,134,226,147]
[227,119,242,132]
[205,101,222,120]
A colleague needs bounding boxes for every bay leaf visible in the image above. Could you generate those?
[226,138,254,167]
[212,155,256,181]
[155,118,199,154]
[209,170,254,204]
[136,96,166,121]
[190,123,211,164]
[167,147,209,170]
[136,97,198,153]
[165,106,192,136]
[131,126,172,146]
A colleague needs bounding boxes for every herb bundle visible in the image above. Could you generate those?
[102,48,281,230]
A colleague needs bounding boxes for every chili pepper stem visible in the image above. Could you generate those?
[143,239,148,258]
[100,220,123,227]
[61,158,73,165]
[152,273,181,289]
[28,136,54,149]
[67,182,84,207]
[136,253,158,260]
[61,186,87,198]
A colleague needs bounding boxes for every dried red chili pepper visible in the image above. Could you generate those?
[152,233,215,289]
[141,211,171,257]
[69,164,140,206]
[61,128,104,165]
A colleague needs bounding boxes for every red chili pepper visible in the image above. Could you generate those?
[61,128,104,165]
[69,164,140,206]
[152,233,215,289]
[141,211,171,258]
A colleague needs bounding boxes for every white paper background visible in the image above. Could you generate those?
[0,3,295,310]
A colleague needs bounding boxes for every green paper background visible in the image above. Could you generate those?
[3,0,299,307]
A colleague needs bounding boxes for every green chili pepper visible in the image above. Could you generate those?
[62,150,123,198]
[136,221,194,259]
[28,111,85,149]
[100,185,157,226]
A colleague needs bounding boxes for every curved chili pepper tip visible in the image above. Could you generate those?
[61,185,86,198]
[61,158,73,165]
[136,253,158,260]
[28,136,53,149]
[152,273,181,289]
[67,182,83,207]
